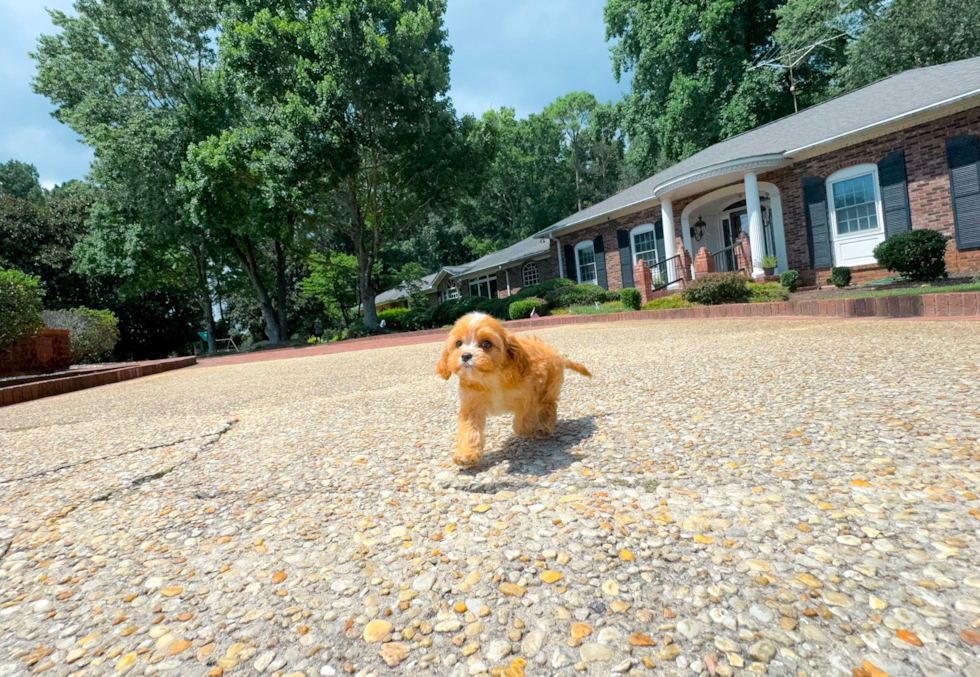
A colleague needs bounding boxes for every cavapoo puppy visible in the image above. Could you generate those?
[436,312,591,467]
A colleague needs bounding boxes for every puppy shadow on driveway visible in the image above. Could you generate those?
[457,414,599,477]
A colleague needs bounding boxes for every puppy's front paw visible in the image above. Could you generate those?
[452,448,482,467]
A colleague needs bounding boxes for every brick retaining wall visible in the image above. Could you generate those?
[0,329,72,375]
[0,356,197,408]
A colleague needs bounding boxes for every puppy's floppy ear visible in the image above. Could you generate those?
[505,331,530,377]
[436,342,452,380]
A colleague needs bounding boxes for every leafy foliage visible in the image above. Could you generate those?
[873,229,948,282]
[0,268,45,347]
[43,307,120,364]
[0,160,46,205]
[682,273,751,305]
[377,308,412,331]
[748,282,790,303]
[779,269,801,292]
[544,283,610,308]
[508,298,548,320]
[619,287,641,310]
[642,294,697,310]
[830,267,852,288]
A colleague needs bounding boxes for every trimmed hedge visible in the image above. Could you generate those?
[620,287,641,311]
[748,282,789,303]
[0,268,45,348]
[873,229,948,282]
[830,266,852,288]
[779,269,800,293]
[377,307,411,330]
[544,283,610,308]
[509,297,548,320]
[43,307,120,364]
[642,294,696,310]
[682,273,751,305]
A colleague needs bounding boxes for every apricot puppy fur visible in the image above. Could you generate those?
[436,312,591,467]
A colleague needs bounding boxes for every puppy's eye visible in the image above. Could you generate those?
[481,340,493,350]
[455,340,462,348]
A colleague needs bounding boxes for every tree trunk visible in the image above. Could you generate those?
[231,236,281,343]
[359,260,378,330]
[191,247,217,353]
[274,238,289,342]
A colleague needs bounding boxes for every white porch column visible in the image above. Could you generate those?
[660,199,676,261]
[743,171,766,278]
[660,198,679,286]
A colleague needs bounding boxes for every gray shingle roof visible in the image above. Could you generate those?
[373,238,550,304]
[535,56,980,237]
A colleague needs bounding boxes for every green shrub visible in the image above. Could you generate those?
[642,294,696,310]
[830,267,852,288]
[377,307,411,330]
[779,269,800,292]
[0,268,45,348]
[43,307,120,363]
[544,283,608,308]
[508,297,548,320]
[569,302,622,315]
[603,290,621,302]
[512,277,573,301]
[873,229,948,282]
[682,273,751,305]
[620,287,641,311]
[748,282,790,303]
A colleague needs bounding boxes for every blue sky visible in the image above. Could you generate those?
[0,0,629,188]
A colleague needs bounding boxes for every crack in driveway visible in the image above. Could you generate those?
[0,419,237,485]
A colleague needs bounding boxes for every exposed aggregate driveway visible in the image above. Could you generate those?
[1,320,979,677]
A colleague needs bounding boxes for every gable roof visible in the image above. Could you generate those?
[373,237,551,305]
[535,56,980,237]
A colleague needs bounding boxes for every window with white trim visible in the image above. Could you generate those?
[521,261,540,287]
[438,285,460,303]
[574,241,597,284]
[630,224,658,267]
[828,168,881,236]
[468,274,498,299]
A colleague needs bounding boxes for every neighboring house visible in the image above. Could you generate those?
[534,56,980,290]
[373,237,559,311]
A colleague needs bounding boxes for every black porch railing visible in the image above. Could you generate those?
[650,253,682,291]
[711,244,738,273]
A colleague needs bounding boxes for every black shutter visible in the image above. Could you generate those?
[802,176,833,269]
[616,230,634,288]
[563,244,576,281]
[593,235,608,289]
[946,135,980,250]
[878,151,911,238]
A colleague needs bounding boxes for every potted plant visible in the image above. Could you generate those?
[760,255,778,276]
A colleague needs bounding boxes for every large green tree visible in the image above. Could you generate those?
[0,160,47,205]
[208,0,486,330]
[32,0,241,351]
[606,0,788,176]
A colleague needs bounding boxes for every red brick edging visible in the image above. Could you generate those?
[0,356,197,408]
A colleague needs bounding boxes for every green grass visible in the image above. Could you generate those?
[835,281,980,299]
[569,301,623,315]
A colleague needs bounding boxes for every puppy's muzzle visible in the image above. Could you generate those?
[460,352,473,363]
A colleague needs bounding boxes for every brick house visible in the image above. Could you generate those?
[374,237,560,311]
[534,57,980,294]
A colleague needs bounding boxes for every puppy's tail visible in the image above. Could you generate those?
[562,357,591,378]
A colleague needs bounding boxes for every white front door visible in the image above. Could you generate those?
[827,167,886,267]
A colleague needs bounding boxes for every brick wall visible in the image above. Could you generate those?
[554,108,980,289]
[0,329,72,376]
[497,247,561,298]
[555,207,668,291]
[759,107,980,281]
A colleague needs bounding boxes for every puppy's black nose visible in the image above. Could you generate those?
[460,352,473,362]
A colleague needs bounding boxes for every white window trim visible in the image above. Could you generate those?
[574,240,598,285]
[467,274,497,299]
[521,261,540,287]
[629,224,659,266]
[825,164,885,241]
